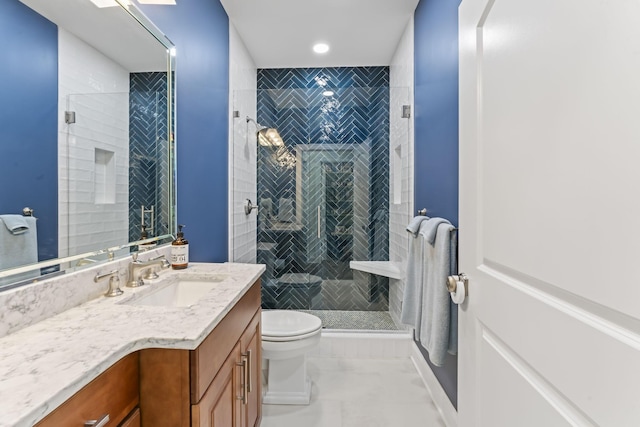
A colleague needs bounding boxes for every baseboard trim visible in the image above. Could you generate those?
[410,342,458,427]
[309,331,413,359]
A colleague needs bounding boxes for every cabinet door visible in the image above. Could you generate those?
[240,311,262,427]
[119,408,140,427]
[192,342,242,427]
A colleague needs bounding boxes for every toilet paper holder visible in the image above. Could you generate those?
[447,273,469,296]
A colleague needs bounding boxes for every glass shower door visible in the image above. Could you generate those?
[230,75,409,330]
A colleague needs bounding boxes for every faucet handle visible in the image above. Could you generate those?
[143,255,170,280]
[156,255,171,269]
[95,270,123,297]
[131,252,139,263]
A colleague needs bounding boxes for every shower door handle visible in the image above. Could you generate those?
[317,206,321,238]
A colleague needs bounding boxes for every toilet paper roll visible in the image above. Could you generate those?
[451,280,466,304]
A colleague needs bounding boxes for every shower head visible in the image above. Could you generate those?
[257,128,284,147]
[246,116,265,130]
[246,116,284,147]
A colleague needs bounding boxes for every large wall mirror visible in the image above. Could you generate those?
[0,0,176,289]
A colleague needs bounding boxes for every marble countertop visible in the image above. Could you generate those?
[0,262,265,427]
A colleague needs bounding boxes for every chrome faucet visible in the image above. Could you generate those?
[95,270,123,297]
[144,254,172,280]
[127,253,170,288]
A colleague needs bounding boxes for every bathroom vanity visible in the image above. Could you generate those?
[139,280,262,427]
[0,262,264,427]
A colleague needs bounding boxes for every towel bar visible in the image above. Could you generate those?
[22,207,33,217]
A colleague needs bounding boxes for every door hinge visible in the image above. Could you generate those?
[65,111,76,124]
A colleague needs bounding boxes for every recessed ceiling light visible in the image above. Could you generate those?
[313,43,330,54]
[91,0,173,6]
[322,90,334,97]
[137,0,177,4]
[90,0,119,7]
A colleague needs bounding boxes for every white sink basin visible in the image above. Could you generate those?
[124,277,226,308]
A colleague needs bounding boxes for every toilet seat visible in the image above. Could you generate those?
[262,327,322,342]
[262,310,322,339]
[261,310,322,405]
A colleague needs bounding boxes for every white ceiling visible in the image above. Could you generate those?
[20,0,169,72]
[219,0,420,69]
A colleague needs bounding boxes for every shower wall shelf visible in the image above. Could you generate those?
[349,261,404,280]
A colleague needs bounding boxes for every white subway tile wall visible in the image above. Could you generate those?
[58,29,129,258]
[229,23,258,263]
[388,18,414,329]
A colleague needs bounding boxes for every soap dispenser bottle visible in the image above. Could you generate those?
[171,224,189,269]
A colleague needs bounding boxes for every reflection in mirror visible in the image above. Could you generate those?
[0,0,175,289]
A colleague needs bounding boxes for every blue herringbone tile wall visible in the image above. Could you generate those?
[256,67,390,312]
[129,72,170,242]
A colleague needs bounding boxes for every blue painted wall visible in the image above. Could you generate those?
[414,0,461,408]
[415,0,460,227]
[1,1,58,262]
[139,1,230,262]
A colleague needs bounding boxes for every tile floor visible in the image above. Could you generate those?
[261,357,446,427]
[300,310,399,330]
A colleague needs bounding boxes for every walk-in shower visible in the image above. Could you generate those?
[232,67,410,331]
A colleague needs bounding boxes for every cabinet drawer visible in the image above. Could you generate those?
[36,353,139,427]
[190,280,260,403]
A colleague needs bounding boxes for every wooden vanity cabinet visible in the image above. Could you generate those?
[191,341,243,426]
[192,311,262,427]
[32,280,261,427]
[240,311,262,427]
[140,280,262,427]
[35,353,139,427]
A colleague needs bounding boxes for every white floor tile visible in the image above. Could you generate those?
[262,357,447,427]
[261,400,343,427]
[342,401,445,427]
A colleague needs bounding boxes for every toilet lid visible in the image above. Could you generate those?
[262,310,322,338]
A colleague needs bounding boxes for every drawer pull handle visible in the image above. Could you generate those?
[242,355,249,404]
[85,414,109,427]
[243,350,253,393]
[236,358,248,405]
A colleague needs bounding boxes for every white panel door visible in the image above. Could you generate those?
[458,0,640,426]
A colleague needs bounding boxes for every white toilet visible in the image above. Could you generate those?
[261,310,322,405]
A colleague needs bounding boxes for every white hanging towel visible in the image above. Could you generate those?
[0,215,39,285]
[418,220,457,366]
